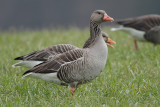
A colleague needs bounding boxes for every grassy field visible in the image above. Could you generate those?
[0,28,160,106]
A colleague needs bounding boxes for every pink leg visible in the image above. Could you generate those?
[70,87,76,96]
[134,40,138,50]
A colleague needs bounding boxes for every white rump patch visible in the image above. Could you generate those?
[111,27,123,31]
[12,61,43,68]
[111,26,146,41]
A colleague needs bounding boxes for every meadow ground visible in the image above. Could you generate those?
[0,28,160,107]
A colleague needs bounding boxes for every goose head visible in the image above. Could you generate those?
[91,10,114,24]
[102,32,116,48]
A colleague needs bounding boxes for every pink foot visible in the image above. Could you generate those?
[71,87,76,96]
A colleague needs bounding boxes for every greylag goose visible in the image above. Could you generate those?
[15,10,115,95]
[111,14,160,50]
[12,32,113,68]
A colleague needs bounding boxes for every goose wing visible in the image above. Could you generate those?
[23,49,85,83]
[117,15,160,31]
[14,44,78,61]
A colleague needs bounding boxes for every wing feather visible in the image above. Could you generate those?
[23,49,84,82]
[15,44,78,61]
[117,15,160,31]
[144,26,160,44]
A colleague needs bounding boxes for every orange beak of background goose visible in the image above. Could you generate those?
[103,14,115,47]
[103,14,114,22]
[106,38,116,48]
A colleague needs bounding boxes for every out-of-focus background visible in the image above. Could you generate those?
[0,0,160,30]
[1,1,160,106]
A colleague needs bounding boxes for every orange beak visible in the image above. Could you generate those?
[103,14,114,22]
[106,38,116,48]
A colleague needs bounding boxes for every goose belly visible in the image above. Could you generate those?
[112,27,146,41]
[23,72,62,85]
[84,55,107,80]
[123,27,146,41]
[82,37,108,81]
[77,49,108,81]
[129,29,146,41]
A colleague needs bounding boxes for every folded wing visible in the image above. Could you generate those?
[23,49,85,83]
[15,44,78,61]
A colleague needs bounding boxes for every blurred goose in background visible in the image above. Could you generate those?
[111,14,160,50]
[12,32,113,68]
[13,10,115,95]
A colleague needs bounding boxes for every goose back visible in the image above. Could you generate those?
[117,14,160,31]
[15,44,78,61]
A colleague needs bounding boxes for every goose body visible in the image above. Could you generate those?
[13,10,115,95]
[13,32,110,68]
[111,14,160,49]
[23,32,109,88]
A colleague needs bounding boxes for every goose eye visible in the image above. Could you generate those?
[97,12,101,15]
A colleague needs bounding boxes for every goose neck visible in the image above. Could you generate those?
[83,21,101,48]
[90,21,101,39]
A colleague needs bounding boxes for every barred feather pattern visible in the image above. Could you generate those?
[57,56,86,83]
[15,44,78,61]
[24,49,86,83]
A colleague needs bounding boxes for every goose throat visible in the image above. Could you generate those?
[90,21,101,39]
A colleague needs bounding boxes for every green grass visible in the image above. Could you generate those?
[0,28,160,106]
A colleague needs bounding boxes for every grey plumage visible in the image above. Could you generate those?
[13,10,114,95]
[112,14,160,49]
[144,26,160,45]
